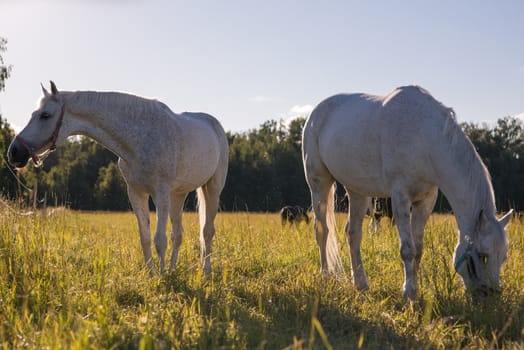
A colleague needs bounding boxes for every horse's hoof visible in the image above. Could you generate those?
[402,287,418,302]
[353,278,369,291]
[355,282,369,291]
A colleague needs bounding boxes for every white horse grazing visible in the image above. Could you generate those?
[8,81,229,276]
[302,85,512,301]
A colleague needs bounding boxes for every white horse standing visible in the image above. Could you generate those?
[302,85,512,301]
[8,82,229,275]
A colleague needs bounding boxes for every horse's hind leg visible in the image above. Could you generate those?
[198,179,223,277]
[308,175,341,275]
[127,185,154,273]
[169,192,188,270]
[345,192,370,290]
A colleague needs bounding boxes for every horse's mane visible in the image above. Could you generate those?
[65,91,175,120]
[417,86,496,215]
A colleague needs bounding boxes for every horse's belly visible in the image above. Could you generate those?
[120,126,222,194]
[171,140,221,188]
[325,153,386,196]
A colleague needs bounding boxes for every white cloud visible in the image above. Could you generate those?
[281,104,314,127]
[289,104,313,116]
[514,112,524,121]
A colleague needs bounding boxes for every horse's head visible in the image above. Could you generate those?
[8,81,66,168]
[454,209,512,301]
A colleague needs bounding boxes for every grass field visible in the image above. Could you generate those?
[0,207,522,349]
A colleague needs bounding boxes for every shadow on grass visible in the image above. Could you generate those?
[158,269,423,349]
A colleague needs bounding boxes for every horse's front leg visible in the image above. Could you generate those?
[127,185,154,273]
[410,188,438,283]
[391,188,417,301]
[345,192,370,290]
[152,191,170,274]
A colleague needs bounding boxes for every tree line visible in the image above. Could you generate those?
[0,115,523,213]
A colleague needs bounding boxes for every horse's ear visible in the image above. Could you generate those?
[50,81,59,96]
[499,209,513,229]
[41,83,50,97]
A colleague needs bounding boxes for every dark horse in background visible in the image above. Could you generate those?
[369,197,393,235]
[280,205,310,225]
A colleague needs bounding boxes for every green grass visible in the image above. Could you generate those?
[0,207,522,349]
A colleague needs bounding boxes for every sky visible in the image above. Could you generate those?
[1,1,523,133]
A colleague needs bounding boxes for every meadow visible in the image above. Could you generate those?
[0,206,522,349]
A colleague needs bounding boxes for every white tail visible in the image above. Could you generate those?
[196,186,209,268]
[196,187,207,231]
[325,183,345,276]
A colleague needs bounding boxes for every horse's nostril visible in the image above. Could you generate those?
[7,143,30,168]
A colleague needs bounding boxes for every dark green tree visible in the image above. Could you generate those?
[221,118,310,211]
[0,117,17,198]
[0,38,17,199]
[462,117,524,211]
[95,162,129,210]
[0,37,11,92]
[38,138,120,209]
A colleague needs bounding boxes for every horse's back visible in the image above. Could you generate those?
[304,86,448,197]
[178,112,228,148]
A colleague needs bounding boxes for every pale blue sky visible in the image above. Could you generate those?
[1,1,523,133]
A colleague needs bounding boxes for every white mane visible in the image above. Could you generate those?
[433,90,496,216]
[64,91,175,121]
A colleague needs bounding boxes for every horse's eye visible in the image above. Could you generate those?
[479,253,488,265]
[40,112,52,120]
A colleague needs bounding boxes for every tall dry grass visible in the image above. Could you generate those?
[0,205,522,349]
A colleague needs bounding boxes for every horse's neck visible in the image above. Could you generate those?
[434,134,495,239]
[62,91,142,159]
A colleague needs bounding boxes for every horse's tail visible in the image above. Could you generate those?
[326,183,345,276]
[197,187,206,232]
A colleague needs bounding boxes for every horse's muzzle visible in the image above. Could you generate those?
[470,284,502,303]
[7,139,30,168]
